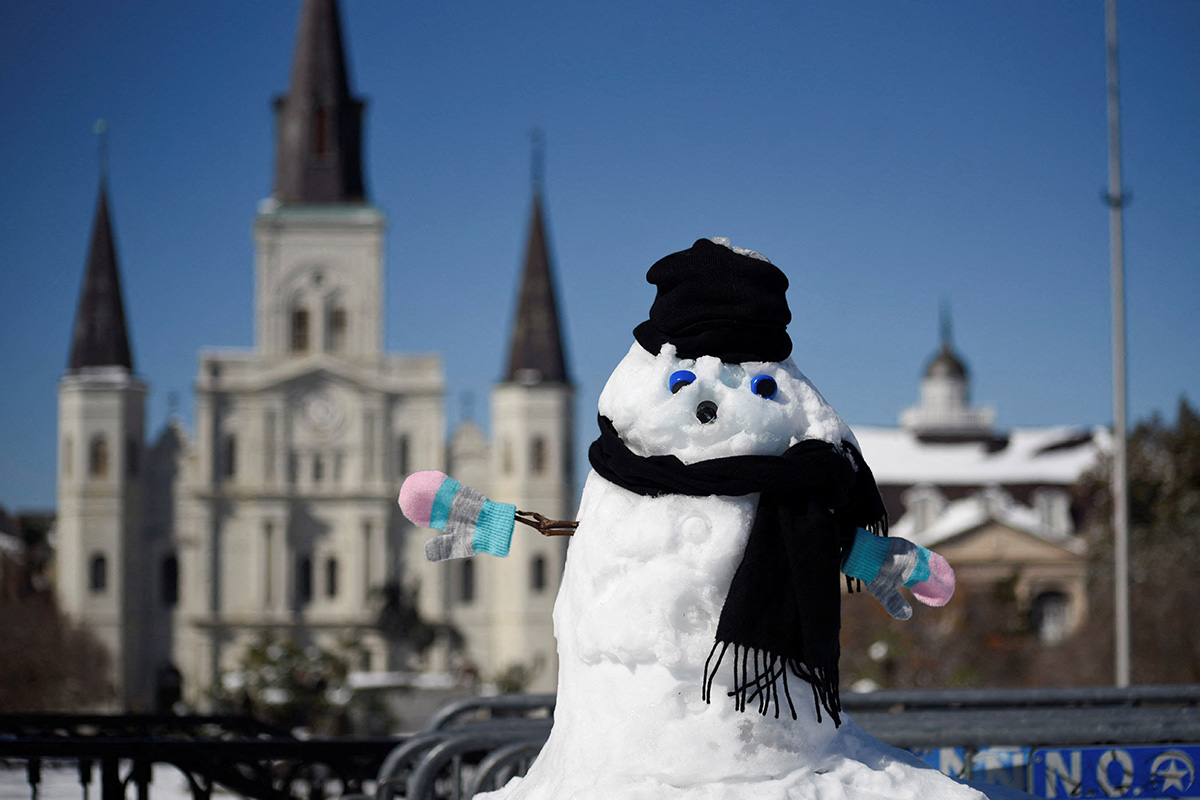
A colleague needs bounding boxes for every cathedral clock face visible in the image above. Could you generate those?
[299,388,346,439]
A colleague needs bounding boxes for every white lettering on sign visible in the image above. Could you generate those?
[1096,749,1134,797]
[1043,750,1081,798]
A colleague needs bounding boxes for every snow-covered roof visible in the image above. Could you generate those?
[895,491,1086,553]
[852,424,1110,487]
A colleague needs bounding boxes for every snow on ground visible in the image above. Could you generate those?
[0,762,232,800]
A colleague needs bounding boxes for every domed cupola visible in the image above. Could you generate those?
[900,304,994,441]
[924,341,968,381]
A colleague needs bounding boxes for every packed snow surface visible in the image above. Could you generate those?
[598,343,855,462]
[480,344,1026,799]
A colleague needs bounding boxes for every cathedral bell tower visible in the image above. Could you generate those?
[484,165,574,692]
[175,0,434,704]
[253,0,384,364]
[57,179,148,708]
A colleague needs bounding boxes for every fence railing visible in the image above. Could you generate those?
[844,684,1200,749]
[2,686,1198,800]
[0,714,398,800]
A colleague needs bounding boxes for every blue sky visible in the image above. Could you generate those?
[1,1,1198,511]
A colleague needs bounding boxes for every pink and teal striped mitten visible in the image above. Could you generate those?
[398,470,516,562]
[841,528,956,620]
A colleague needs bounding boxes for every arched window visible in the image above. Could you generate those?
[530,437,547,475]
[297,556,313,606]
[460,560,475,604]
[161,555,179,607]
[222,434,237,480]
[89,553,107,593]
[395,435,411,477]
[155,664,182,713]
[901,484,945,535]
[291,307,310,353]
[89,435,109,478]
[361,521,374,603]
[264,410,277,481]
[312,454,324,483]
[325,557,339,599]
[364,414,377,480]
[1033,488,1072,537]
[531,555,547,593]
[263,522,276,608]
[1032,591,1071,644]
[325,302,347,352]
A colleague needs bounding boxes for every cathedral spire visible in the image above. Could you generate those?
[272,0,366,204]
[68,180,133,372]
[504,187,570,385]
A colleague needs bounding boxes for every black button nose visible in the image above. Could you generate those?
[696,400,718,424]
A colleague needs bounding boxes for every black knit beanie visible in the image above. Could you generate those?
[633,238,792,363]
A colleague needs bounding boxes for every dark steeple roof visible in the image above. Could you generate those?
[925,344,967,380]
[504,192,570,384]
[272,0,366,204]
[924,302,967,380]
[68,181,134,372]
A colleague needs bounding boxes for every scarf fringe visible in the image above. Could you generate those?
[703,641,842,727]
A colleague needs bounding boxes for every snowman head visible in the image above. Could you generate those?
[598,238,853,464]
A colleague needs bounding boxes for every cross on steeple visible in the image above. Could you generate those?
[531,127,546,195]
[504,145,570,385]
[94,118,109,182]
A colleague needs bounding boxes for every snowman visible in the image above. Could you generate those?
[400,238,1028,799]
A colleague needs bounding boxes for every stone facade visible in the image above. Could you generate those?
[56,0,572,709]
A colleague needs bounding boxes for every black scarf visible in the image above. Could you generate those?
[587,415,887,726]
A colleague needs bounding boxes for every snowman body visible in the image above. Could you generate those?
[482,343,993,800]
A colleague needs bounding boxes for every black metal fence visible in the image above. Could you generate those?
[2,686,1198,800]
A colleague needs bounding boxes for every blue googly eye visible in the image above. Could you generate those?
[669,370,696,394]
[750,374,778,399]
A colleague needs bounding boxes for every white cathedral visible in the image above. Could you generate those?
[53,0,1108,715]
[56,0,572,710]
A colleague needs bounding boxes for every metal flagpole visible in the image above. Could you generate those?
[1104,0,1131,688]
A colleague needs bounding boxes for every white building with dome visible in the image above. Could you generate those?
[854,312,1106,643]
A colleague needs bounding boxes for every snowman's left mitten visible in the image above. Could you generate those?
[398,471,516,562]
[841,528,956,620]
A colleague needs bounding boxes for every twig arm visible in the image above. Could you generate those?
[515,510,578,536]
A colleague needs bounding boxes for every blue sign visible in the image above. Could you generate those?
[1032,744,1200,798]
[912,746,1031,791]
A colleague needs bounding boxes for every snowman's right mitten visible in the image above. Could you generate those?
[398,471,516,562]
[841,528,956,620]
